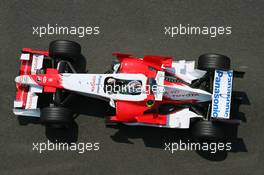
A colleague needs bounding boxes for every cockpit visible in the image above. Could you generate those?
[104,77,143,95]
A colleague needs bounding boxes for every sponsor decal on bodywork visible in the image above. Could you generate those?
[97,75,102,93]
[90,75,96,92]
[211,70,233,119]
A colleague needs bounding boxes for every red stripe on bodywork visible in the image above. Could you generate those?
[135,114,167,125]
[22,48,49,56]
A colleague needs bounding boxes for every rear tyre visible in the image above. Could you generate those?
[197,53,231,93]
[191,120,224,140]
[198,53,231,70]
[40,107,73,128]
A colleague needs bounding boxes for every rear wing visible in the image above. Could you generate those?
[211,70,233,119]
[13,49,48,117]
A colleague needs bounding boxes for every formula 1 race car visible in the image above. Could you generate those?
[14,40,237,140]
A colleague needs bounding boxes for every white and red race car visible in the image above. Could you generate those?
[14,40,236,140]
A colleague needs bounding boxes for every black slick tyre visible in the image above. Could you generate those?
[40,107,73,128]
[49,40,81,61]
[198,53,231,70]
[191,120,224,140]
[49,40,86,73]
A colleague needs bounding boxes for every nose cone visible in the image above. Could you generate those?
[15,75,36,85]
[15,76,23,83]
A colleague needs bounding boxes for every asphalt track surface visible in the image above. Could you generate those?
[0,0,263,175]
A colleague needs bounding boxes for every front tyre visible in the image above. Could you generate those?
[49,40,86,73]
[40,107,74,129]
[49,40,81,60]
